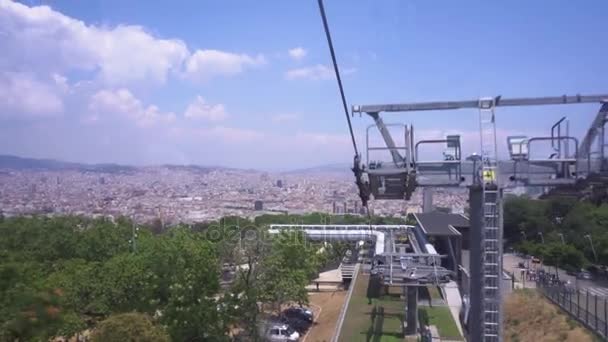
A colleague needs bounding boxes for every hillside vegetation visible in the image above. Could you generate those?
[504,195,608,271]
[504,290,594,342]
[1,214,368,341]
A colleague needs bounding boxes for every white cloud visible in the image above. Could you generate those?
[1,1,265,86]
[0,0,189,86]
[0,71,64,118]
[288,47,307,60]
[184,96,227,121]
[271,113,299,123]
[285,64,357,81]
[285,64,333,81]
[88,88,175,126]
[184,50,266,82]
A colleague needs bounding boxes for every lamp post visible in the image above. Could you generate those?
[585,234,598,264]
[129,221,140,253]
[557,233,565,245]
[537,232,546,273]
[538,232,545,244]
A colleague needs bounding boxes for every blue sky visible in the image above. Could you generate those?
[1,0,607,169]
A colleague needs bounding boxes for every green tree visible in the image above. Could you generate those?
[504,196,553,246]
[154,228,226,341]
[75,218,131,261]
[259,231,319,312]
[98,253,156,313]
[541,242,586,273]
[45,259,108,315]
[91,312,170,342]
[1,288,84,342]
[231,226,269,341]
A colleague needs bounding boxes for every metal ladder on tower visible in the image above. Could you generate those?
[479,97,502,342]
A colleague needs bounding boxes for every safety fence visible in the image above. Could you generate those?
[537,282,607,339]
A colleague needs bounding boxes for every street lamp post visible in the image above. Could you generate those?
[537,232,546,273]
[585,234,598,264]
[538,232,545,244]
[129,221,140,253]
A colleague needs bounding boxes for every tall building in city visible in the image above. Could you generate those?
[332,201,337,214]
[276,180,283,188]
[254,200,264,211]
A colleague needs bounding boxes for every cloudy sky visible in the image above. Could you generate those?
[1,0,607,169]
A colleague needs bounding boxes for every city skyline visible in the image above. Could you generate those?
[0,154,469,223]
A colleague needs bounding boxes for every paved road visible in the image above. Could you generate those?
[504,253,608,295]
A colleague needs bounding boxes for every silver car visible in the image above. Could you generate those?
[265,323,300,341]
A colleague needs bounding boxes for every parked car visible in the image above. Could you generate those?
[264,323,300,341]
[577,271,593,280]
[283,306,314,322]
[281,316,312,334]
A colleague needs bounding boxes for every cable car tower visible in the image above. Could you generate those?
[352,95,608,342]
[315,1,608,340]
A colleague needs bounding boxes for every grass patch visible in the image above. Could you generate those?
[418,306,462,340]
[504,289,595,342]
[339,274,405,342]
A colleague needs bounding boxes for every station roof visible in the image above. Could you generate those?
[413,212,469,237]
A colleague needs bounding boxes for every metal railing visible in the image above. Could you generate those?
[537,281,608,339]
[331,263,360,342]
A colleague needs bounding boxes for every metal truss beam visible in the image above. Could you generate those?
[353,94,608,114]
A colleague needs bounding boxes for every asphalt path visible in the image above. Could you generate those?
[504,253,608,295]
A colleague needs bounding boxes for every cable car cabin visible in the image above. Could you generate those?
[506,135,579,186]
[362,122,415,200]
[360,122,464,201]
[366,163,412,200]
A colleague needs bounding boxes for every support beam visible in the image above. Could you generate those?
[368,112,405,165]
[423,188,433,213]
[468,185,484,342]
[406,286,418,335]
[353,94,608,114]
[579,102,608,159]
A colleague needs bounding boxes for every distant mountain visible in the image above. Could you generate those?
[0,154,349,175]
[159,164,233,173]
[0,155,77,170]
[0,155,136,173]
[284,163,351,174]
